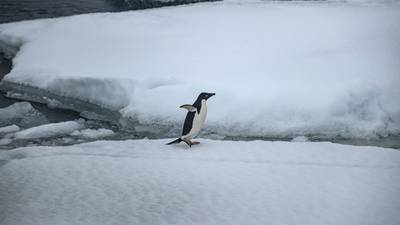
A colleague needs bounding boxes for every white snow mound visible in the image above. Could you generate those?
[0,1,400,138]
[0,139,399,225]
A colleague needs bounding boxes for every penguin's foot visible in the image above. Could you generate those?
[182,139,200,148]
[182,139,192,147]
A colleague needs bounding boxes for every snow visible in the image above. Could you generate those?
[0,1,400,139]
[14,120,84,139]
[70,128,114,139]
[0,139,399,225]
[0,124,20,135]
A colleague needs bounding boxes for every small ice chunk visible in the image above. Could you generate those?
[0,124,20,134]
[0,102,48,128]
[0,138,12,145]
[61,137,74,143]
[291,136,309,142]
[15,120,84,140]
[70,128,114,139]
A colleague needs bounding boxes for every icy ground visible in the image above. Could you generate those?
[0,139,399,225]
[0,0,399,140]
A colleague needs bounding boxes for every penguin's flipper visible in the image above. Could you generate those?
[180,104,197,112]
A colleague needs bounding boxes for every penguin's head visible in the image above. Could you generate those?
[198,92,215,100]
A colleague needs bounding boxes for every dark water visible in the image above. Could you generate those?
[0,0,117,23]
[0,0,218,24]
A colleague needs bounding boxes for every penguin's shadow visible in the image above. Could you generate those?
[166,143,202,150]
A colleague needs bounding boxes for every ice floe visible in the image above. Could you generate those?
[14,120,84,140]
[0,124,20,135]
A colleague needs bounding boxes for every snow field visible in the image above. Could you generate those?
[0,139,399,225]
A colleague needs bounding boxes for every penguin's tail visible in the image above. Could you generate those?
[166,138,182,145]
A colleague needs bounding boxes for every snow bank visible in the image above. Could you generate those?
[0,139,399,225]
[0,1,399,139]
[14,120,84,139]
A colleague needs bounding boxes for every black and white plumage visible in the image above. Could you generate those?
[167,92,215,147]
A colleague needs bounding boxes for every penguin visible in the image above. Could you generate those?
[166,92,215,147]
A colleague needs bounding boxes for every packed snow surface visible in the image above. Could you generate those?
[0,139,399,225]
[14,120,84,139]
[0,0,400,138]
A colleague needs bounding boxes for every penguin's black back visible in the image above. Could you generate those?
[181,98,203,136]
[182,111,195,136]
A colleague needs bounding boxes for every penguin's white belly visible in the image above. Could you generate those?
[183,100,207,139]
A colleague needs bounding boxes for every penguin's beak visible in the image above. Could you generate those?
[208,93,216,99]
